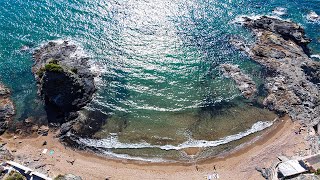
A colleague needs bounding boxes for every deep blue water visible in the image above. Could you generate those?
[0,0,319,160]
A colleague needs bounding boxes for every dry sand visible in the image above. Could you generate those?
[0,116,308,180]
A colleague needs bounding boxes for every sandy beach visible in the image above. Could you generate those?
[0,116,308,180]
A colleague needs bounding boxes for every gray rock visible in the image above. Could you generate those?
[288,174,320,180]
[242,16,311,51]
[37,125,49,136]
[0,143,13,162]
[255,167,270,179]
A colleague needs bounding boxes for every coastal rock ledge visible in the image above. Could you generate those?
[236,16,320,125]
[32,41,96,123]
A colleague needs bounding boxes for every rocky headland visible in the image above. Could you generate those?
[231,16,320,128]
[0,84,15,135]
[31,40,108,143]
[32,41,96,124]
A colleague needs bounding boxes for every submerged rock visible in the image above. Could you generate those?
[236,16,320,125]
[307,11,320,22]
[0,84,15,134]
[272,7,287,16]
[220,64,257,98]
[32,41,96,123]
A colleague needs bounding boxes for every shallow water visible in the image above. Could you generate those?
[0,0,319,161]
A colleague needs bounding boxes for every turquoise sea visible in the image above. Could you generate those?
[0,0,319,161]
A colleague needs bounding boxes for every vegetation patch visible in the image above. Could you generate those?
[5,171,26,180]
[36,59,64,77]
[54,174,65,180]
[45,63,64,73]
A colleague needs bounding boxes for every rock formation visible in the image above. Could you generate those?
[32,41,96,123]
[54,174,82,180]
[0,143,13,162]
[220,63,257,98]
[0,84,15,134]
[235,16,320,125]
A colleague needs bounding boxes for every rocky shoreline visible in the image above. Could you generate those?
[232,16,319,127]
[0,84,15,135]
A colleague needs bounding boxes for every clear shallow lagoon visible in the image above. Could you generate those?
[0,0,319,161]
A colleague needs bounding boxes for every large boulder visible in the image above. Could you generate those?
[32,41,96,122]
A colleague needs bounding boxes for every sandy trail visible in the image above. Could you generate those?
[0,117,307,180]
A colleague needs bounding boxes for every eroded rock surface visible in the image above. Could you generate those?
[236,16,320,125]
[0,84,15,134]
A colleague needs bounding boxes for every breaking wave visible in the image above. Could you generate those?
[76,120,274,151]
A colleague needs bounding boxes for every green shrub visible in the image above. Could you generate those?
[36,59,64,77]
[44,63,64,73]
[315,168,320,175]
[5,171,26,180]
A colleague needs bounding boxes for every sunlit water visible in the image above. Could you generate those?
[0,0,319,161]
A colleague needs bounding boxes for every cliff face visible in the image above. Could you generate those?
[32,41,96,122]
[235,16,320,125]
[0,84,15,134]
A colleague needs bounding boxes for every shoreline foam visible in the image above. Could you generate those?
[68,120,275,162]
[0,116,307,179]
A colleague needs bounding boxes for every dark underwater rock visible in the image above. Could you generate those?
[220,63,257,98]
[236,16,320,125]
[0,84,15,134]
[32,41,96,123]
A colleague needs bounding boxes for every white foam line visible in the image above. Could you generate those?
[311,54,320,59]
[272,7,287,16]
[77,120,273,151]
[101,151,172,163]
[231,14,287,25]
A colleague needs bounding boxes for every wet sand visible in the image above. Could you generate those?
[0,116,307,180]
